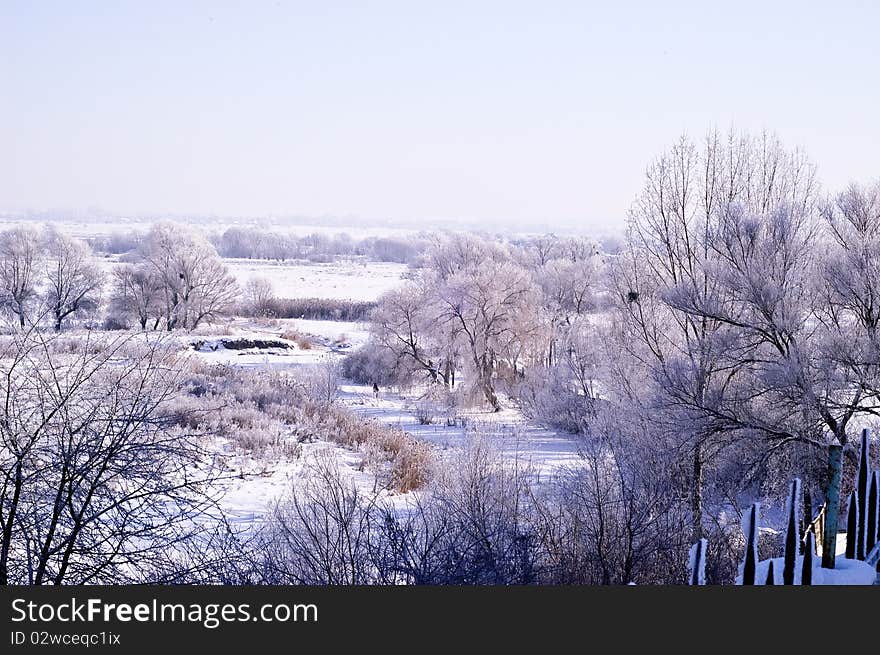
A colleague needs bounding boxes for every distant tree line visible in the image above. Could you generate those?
[211,227,431,264]
[89,227,433,264]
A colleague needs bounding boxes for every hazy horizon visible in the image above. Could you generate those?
[2,1,879,234]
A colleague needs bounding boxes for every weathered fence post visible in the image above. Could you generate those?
[868,471,878,559]
[741,503,759,585]
[801,531,814,585]
[856,429,870,559]
[846,490,858,560]
[783,478,800,584]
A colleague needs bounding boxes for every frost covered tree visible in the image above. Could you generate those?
[368,234,545,410]
[243,276,276,317]
[134,223,238,330]
[435,260,541,411]
[662,180,880,566]
[111,264,163,330]
[43,229,104,331]
[536,247,601,369]
[610,129,818,542]
[371,283,446,385]
[418,232,509,282]
[522,234,560,267]
[515,317,603,432]
[0,226,43,328]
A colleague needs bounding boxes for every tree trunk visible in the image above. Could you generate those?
[822,442,843,569]
[474,353,500,411]
[482,376,500,412]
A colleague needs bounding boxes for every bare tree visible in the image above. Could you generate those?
[534,411,691,584]
[0,329,222,584]
[261,452,378,585]
[372,438,539,584]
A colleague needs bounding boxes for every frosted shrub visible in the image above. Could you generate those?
[413,401,435,425]
[514,365,595,433]
[342,340,410,387]
[261,452,378,585]
[177,360,434,492]
[298,358,341,408]
[280,329,314,349]
[374,439,540,584]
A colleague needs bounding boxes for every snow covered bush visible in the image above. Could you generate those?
[342,339,412,387]
[373,439,541,584]
[514,364,598,434]
[176,360,434,492]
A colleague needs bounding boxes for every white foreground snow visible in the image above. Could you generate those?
[740,557,877,585]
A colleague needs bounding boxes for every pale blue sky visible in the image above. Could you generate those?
[1,1,878,232]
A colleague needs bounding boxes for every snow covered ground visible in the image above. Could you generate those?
[338,383,583,481]
[185,316,368,365]
[181,316,584,528]
[92,254,408,303]
[225,259,408,300]
[743,556,877,585]
[208,435,397,532]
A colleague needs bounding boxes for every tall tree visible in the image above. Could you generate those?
[610,129,817,541]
